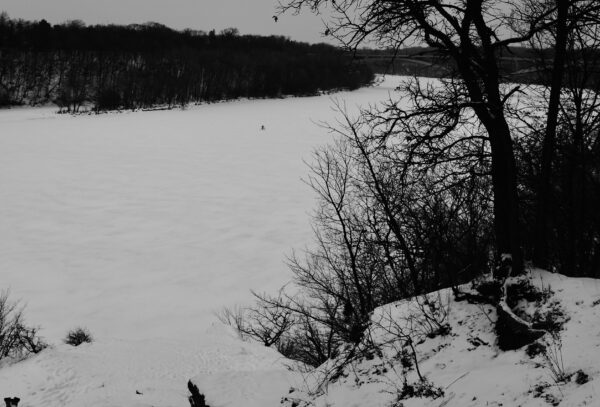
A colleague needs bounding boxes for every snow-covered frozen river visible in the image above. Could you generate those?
[0,77,404,407]
[1,96,330,342]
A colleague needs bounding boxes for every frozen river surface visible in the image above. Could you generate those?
[0,77,402,407]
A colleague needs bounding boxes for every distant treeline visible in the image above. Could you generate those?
[0,13,374,111]
[357,46,600,85]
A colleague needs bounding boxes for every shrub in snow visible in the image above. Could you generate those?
[531,300,569,334]
[531,383,561,407]
[541,333,569,384]
[64,327,93,346]
[395,378,444,402]
[574,369,590,385]
[396,349,414,370]
[273,316,341,367]
[216,298,294,348]
[414,293,451,339]
[247,118,493,366]
[216,296,343,368]
[525,341,546,358]
[0,290,47,361]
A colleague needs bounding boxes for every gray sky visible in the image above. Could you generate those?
[1,0,331,44]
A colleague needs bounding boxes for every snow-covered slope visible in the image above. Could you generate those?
[0,325,294,407]
[282,270,600,407]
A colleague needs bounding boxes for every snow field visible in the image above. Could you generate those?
[0,78,403,406]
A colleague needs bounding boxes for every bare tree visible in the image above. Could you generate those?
[531,0,571,267]
[277,0,600,273]
[514,1,600,273]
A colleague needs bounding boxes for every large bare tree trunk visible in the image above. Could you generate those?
[534,0,570,268]
[456,46,524,274]
[486,117,524,275]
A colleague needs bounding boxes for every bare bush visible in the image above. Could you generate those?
[370,292,450,383]
[64,327,93,346]
[353,296,449,403]
[541,333,569,384]
[0,290,47,361]
[409,292,451,339]
[394,378,444,402]
[245,295,295,347]
[371,309,424,383]
[247,293,345,368]
[217,293,295,348]
[231,101,490,368]
[215,305,247,339]
[279,314,342,368]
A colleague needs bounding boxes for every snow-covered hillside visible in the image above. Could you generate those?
[281,269,600,407]
[0,78,403,406]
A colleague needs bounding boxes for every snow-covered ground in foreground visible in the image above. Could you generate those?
[282,270,600,407]
[0,77,404,406]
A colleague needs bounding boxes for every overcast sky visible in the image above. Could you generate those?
[1,0,331,43]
